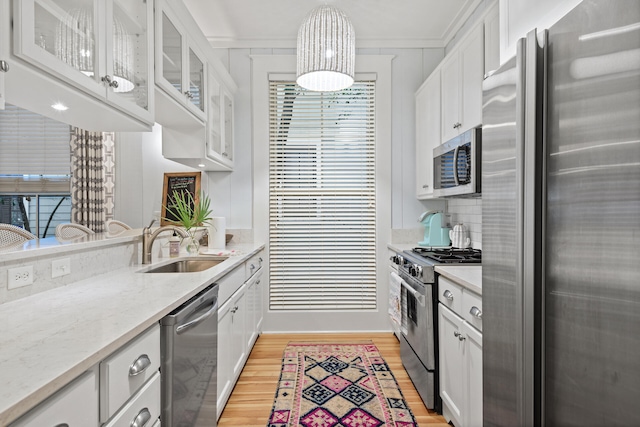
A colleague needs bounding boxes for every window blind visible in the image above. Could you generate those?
[269,81,376,311]
[0,104,71,193]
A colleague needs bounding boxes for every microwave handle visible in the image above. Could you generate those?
[453,145,460,186]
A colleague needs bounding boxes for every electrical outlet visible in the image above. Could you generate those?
[52,258,71,278]
[8,266,34,289]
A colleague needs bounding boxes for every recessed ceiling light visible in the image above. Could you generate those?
[51,103,68,111]
[198,164,205,168]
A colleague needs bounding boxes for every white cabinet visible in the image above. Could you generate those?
[484,2,501,75]
[204,67,234,170]
[440,23,484,143]
[438,276,483,427]
[0,0,7,110]
[246,269,264,349]
[439,305,464,426]
[499,0,581,62]
[217,282,247,418]
[102,372,161,427]
[12,0,154,127]
[155,0,236,171]
[10,369,99,427]
[415,67,441,199]
[216,250,264,419]
[155,0,206,122]
[100,324,161,422]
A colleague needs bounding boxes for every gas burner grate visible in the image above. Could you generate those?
[412,247,481,263]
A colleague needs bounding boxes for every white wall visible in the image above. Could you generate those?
[209,47,449,233]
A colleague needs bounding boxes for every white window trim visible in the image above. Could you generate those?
[252,54,393,332]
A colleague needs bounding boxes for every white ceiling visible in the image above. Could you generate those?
[182,0,482,49]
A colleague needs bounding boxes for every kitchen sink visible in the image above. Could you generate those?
[139,256,228,273]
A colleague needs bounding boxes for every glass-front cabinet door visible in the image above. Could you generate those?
[160,10,182,94]
[155,2,205,121]
[106,0,153,120]
[187,47,204,115]
[206,67,222,160]
[0,0,8,109]
[13,0,153,123]
[14,0,104,96]
[222,87,234,163]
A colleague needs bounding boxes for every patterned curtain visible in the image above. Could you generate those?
[70,127,106,232]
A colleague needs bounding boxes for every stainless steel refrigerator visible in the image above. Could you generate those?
[482,1,640,425]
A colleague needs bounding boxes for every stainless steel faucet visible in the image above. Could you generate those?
[142,219,189,264]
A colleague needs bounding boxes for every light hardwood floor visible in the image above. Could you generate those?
[218,333,449,426]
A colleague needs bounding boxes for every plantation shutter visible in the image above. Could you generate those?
[269,80,376,311]
[0,104,71,193]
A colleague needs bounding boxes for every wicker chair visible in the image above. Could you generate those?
[55,223,95,240]
[105,219,132,234]
[0,224,37,247]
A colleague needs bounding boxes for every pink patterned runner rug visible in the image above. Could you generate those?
[267,342,418,427]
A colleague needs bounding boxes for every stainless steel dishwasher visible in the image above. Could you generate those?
[160,283,219,427]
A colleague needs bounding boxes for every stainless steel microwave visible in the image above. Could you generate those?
[433,127,481,197]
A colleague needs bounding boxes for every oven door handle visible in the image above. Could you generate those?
[401,280,425,306]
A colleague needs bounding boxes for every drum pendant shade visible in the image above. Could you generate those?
[296,5,355,92]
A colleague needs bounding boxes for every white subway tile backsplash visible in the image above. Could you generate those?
[447,198,482,248]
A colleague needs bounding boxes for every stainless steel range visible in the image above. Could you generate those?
[390,247,481,413]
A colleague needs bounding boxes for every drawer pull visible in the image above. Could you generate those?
[443,290,454,301]
[130,407,151,427]
[470,306,483,319]
[129,354,151,377]
[54,424,69,427]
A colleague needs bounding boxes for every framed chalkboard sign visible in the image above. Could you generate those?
[161,172,201,226]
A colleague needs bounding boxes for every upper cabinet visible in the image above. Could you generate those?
[415,67,441,199]
[155,1,206,122]
[440,23,484,143]
[499,0,581,62]
[12,0,154,128]
[484,2,500,75]
[205,68,233,169]
[0,1,7,109]
[155,0,236,171]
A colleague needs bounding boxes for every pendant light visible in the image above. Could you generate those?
[296,5,355,92]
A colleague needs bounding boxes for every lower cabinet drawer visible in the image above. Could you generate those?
[103,371,161,427]
[10,369,98,427]
[462,289,483,332]
[100,324,160,422]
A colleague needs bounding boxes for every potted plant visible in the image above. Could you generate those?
[163,190,213,255]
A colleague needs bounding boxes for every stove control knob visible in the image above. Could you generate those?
[414,265,423,278]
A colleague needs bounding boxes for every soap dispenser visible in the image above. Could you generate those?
[169,231,180,258]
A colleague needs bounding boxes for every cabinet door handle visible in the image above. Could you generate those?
[443,290,454,301]
[470,306,482,319]
[422,184,429,189]
[453,331,461,337]
[0,60,8,72]
[184,91,194,99]
[101,75,118,88]
[458,335,466,341]
[54,424,69,427]
[130,407,151,427]
[129,354,151,377]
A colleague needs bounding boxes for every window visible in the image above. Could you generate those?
[269,81,376,311]
[0,104,71,237]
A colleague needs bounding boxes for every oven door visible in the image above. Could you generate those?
[400,274,434,370]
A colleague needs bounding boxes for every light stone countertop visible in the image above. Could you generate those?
[435,265,482,295]
[0,242,264,426]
